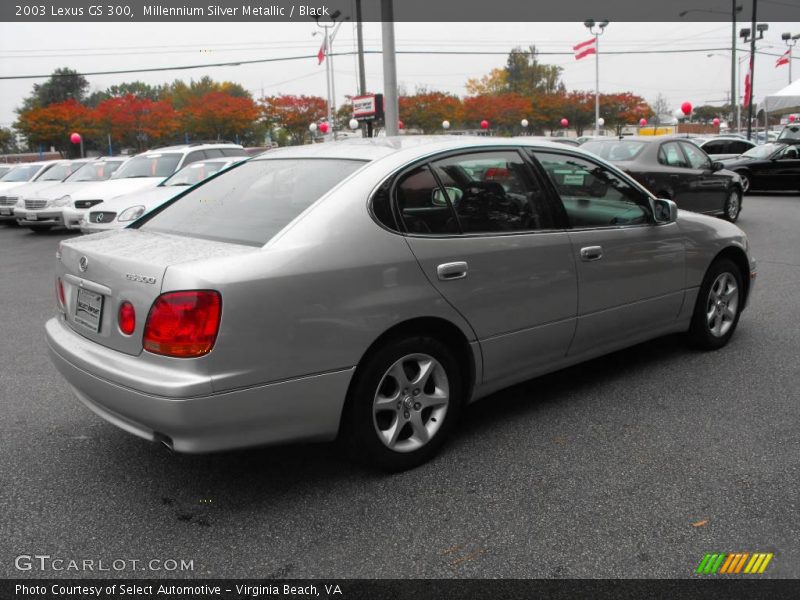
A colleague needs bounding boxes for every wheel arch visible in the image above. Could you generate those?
[712,245,751,307]
[337,316,478,436]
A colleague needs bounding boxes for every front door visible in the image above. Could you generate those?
[530,150,686,357]
[679,141,729,214]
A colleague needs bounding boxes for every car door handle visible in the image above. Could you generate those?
[437,261,468,281]
[580,246,603,261]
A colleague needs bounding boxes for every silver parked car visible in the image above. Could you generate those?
[46,137,756,470]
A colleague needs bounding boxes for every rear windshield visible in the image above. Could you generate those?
[138,158,367,246]
[66,160,124,182]
[112,153,181,179]
[742,143,784,159]
[1,164,41,182]
[581,140,648,161]
[778,125,800,141]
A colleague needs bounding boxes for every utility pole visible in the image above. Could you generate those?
[381,0,399,137]
[731,1,737,131]
[747,0,756,141]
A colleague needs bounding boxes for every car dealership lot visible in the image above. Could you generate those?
[1,194,798,579]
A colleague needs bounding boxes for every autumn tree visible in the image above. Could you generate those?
[88,81,164,106]
[399,91,463,133]
[15,99,95,154]
[166,76,252,109]
[261,94,327,145]
[529,92,568,134]
[600,93,653,134]
[465,69,509,96]
[181,91,261,143]
[93,94,181,150]
[561,91,595,135]
[463,93,530,133]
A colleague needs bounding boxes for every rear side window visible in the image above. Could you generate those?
[702,141,726,154]
[138,158,366,246]
[395,165,457,234]
[658,142,688,168]
[728,141,753,155]
[221,148,249,157]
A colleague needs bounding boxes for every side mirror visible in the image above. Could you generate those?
[653,198,678,224]
[710,161,724,172]
[431,186,463,206]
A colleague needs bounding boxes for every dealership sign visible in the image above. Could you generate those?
[352,94,384,121]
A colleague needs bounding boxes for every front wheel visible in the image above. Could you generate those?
[343,335,463,471]
[723,189,742,222]
[688,258,744,350]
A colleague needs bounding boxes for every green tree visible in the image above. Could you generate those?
[505,46,565,97]
[0,127,18,154]
[19,67,89,112]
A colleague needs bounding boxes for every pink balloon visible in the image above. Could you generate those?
[398,120,404,130]
[681,102,693,116]
[319,122,329,134]
[712,117,721,126]
[639,118,647,126]
[70,132,81,144]
[560,118,568,128]
[480,120,489,130]
[790,115,797,123]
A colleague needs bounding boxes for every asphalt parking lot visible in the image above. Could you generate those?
[1,194,798,579]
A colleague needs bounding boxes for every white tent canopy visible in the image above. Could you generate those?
[760,79,800,114]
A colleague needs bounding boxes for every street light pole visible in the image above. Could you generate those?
[731,0,737,129]
[782,32,799,84]
[584,20,609,137]
[314,11,346,141]
[382,0,399,137]
[740,6,767,141]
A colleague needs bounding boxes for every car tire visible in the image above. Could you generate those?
[723,189,742,222]
[688,258,744,351]
[736,171,750,194]
[343,334,463,471]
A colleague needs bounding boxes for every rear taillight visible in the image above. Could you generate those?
[56,278,65,309]
[143,291,221,358]
[118,301,136,335]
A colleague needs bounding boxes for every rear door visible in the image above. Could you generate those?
[530,150,685,357]
[655,141,699,211]
[398,149,578,387]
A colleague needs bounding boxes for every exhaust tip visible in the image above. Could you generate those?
[154,432,174,452]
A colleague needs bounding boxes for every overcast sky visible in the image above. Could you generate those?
[1,20,799,128]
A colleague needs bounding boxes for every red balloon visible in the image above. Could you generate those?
[480,120,489,130]
[639,118,647,126]
[70,132,81,144]
[560,118,568,128]
[681,102,693,116]
[712,117,721,126]
[398,120,404,130]
[790,115,797,123]
[319,122,329,134]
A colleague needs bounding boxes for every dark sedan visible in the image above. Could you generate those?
[581,136,744,222]
[720,142,800,194]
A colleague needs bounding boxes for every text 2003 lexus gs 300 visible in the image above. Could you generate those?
[47,137,756,470]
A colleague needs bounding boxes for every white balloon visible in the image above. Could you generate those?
[520,119,529,128]
[442,120,451,130]
[309,123,318,132]
[597,117,605,126]
[349,119,359,130]
[674,108,685,119]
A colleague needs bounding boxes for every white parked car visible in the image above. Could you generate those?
[81,157,245,233]
[4,159,92,224]
[60,143,248,230]
[13,158,127,231]
[0,161,61,220]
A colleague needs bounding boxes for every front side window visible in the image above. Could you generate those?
[112,153,182,179]
[581,140,648,162]
[37,163,76,181]
[431,151,554,233]
[534,152,650,228]
[161,161,232,187]
[0,164,41,182]
[66,160,124,182]
[680,142,711,169]
[138,158,366,246]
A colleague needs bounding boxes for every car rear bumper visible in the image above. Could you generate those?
[45,316,353,452]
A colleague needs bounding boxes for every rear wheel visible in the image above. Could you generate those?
[343,334,462,471]
[688,258,744,350]
[736,171,750,194]
[723,189,742,222]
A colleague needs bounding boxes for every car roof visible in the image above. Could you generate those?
[139,143,244,155]
[253,135,595,162]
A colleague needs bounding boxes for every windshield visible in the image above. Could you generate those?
[778,125,800,141]
[112,153,181,179]
[0,164,41,182]
[37,163,77,181]
[581,140,649,161]
[0,166,11,177]
[65,160,124,182]
[139,158,367,246]
[162,160,234,187]
[741,143,784,159]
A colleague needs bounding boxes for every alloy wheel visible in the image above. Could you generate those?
[727,191,740,220]
[706,272,739,338]
[738,173,750,193]
[372,353,450,453]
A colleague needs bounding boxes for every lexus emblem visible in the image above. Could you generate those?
[78,256,89,272]
[95,213,104,223]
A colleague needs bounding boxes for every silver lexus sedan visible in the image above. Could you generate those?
[46,137,756,470]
